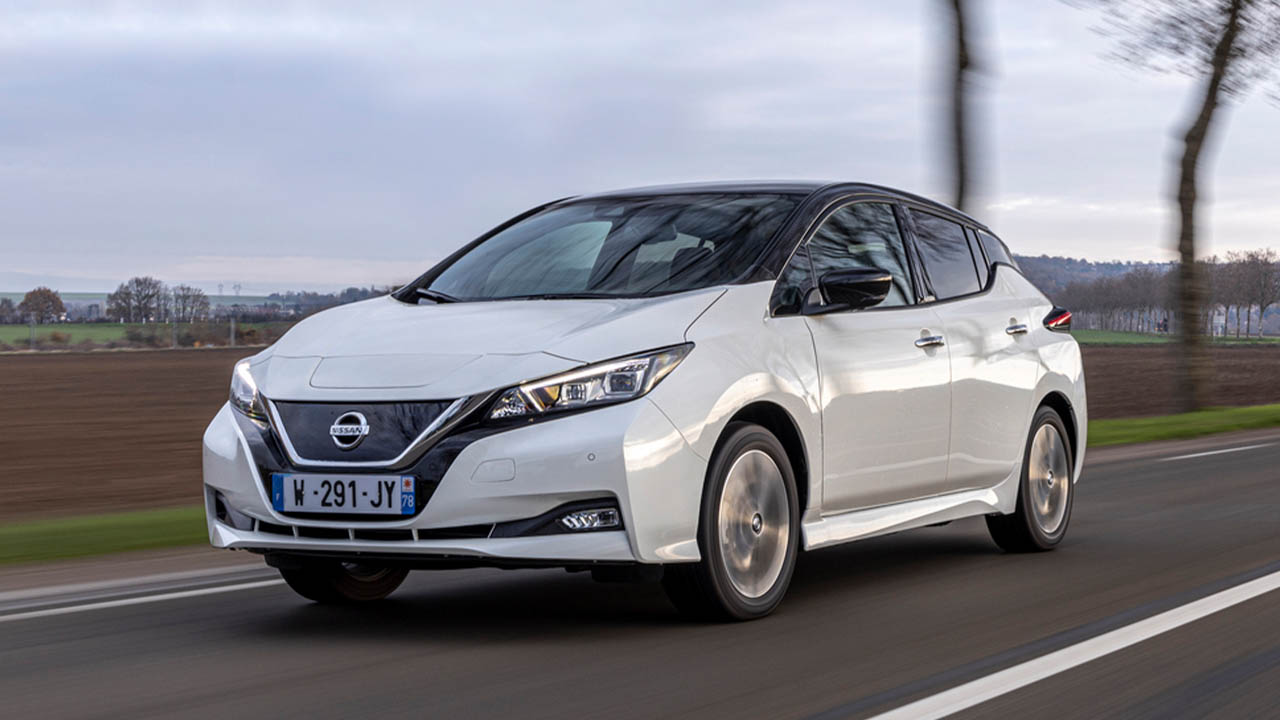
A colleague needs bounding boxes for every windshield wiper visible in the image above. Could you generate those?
[502,292,620,301]
[415,288,460,304]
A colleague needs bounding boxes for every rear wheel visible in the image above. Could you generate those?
[279,562,409,604]
[663,422,799,621]
[987,406,1074,552]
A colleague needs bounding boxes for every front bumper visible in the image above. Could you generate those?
[202,397,708,565]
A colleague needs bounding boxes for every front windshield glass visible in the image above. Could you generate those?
[422,193,800,301]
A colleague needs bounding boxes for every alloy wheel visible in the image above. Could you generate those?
[717,449,791,599]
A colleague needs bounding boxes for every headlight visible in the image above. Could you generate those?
[230,360,267,421]
[488,343,692,421]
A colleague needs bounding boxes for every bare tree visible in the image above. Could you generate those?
[1239,249,1280,337]
[0,297,15,323]
[106,284,134,322]
[1075,0,1280,408]
[940,0,983,212]
[171,284,211,322]
[18,287,65,324]
[107,277,168,322]
[1221,250,1249,336]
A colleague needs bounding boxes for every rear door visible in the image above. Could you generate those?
[906,210,1037,492]
[782,200,952,513]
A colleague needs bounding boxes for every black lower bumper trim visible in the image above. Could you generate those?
[261,549,638,571]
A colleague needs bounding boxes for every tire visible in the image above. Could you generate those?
[663,422,800,621]
[279,562,409,604]
[987,406,1075,552]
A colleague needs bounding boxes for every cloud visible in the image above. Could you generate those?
[0,0,1277,291]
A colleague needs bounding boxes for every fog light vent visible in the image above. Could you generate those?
[213,492,256,531]
[558,508,620,532]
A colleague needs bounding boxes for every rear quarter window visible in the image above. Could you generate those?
[910,210,982,300]
[978,230,1018,271]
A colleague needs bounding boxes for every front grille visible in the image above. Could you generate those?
[418,524,493,539]
[257,520,293,536]
[297,526,349,540]
[271,400,456,464]
[253,522,493,541]
[353,529,415,542]
[232,407,510,524]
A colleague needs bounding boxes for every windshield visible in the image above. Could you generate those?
[418,193,801,301]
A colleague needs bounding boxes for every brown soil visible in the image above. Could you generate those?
[1080,345,1280,419]
[0,349,246,522]
[1,344,1277,522]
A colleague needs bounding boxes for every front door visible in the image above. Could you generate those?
[787,201,953,513]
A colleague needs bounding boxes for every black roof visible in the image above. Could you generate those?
[574,180,829,198]
[570,180,990,231]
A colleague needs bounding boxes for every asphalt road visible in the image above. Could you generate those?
[3,432,1280,719]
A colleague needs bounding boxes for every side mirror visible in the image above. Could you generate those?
[804,268,893,315]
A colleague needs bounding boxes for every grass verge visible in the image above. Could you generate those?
[1088,403,1280,447]
[1074,330,1174,345]
[0,506,206,565]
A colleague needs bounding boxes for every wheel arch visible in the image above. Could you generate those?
[1038,390,1079,470]
[718,401,811,517]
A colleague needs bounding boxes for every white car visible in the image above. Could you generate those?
[203,181,1086,619]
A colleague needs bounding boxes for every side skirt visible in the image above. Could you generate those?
[802,477,1018,552]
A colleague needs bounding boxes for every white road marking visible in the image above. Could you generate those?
[866,569,1280,720]
[0,564,271,604]
[0,579,284,624]
[1157,443,1275,463]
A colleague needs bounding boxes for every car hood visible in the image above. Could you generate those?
[254,289,725,401]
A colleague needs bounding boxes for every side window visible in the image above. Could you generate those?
[965,229,989,288]
[807,202,915,308]
[911,211,981,299]
[774,244,813,315]
[978,230,1018,271]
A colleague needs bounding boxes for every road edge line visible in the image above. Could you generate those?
[865,569,1280,720]
[0,579,285,624]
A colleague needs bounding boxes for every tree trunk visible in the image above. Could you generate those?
[1172,0,1242,412]
[946,0,973,212]
[1246,305,1252,336]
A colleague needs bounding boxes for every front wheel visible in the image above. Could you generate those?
[987,406,1075,552]
[663,422,800,621]
[279,562,409,604]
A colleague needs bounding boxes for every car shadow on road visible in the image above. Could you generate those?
[245,520,1003,643]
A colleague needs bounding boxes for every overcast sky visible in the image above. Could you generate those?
[2,0,1277,294]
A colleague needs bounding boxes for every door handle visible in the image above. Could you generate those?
[915,335,945,348]
[1006,324,1029,335]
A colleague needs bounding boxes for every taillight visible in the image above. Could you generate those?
[1044,307,1072,332]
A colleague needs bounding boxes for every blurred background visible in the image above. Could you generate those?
[4,4,1280,719]
[1,0,1278,585]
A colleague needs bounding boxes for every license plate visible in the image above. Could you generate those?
[270,473,415,515]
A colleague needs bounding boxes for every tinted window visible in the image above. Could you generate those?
[424,194,800,301]
[911,211,981,299]
[481,222,611,297]
[966,229,989,288]
[774,244,813,314]
[978,230,1018,270]
[806,202,914,308]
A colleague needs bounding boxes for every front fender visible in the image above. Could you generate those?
[646,283,824,519]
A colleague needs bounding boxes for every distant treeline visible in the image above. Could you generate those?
[0,280,393,325]
[262,287,391,316]
[1014,255,1175,300]
[1030,251,1280,337]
